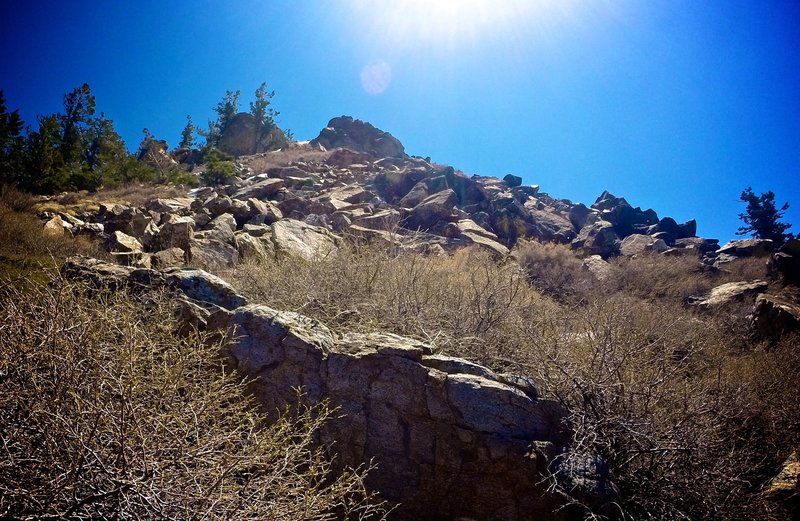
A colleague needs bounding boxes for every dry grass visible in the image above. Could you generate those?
[0,279,386,520]
[0,188,103,288]
[241,146,332,174]
[34,183,188,215]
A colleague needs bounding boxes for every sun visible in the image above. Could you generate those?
[351,0,548,50]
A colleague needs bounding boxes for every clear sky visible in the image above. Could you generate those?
[2,0,798,243]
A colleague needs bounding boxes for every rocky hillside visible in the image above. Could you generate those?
[20,115,800,520]
[45,114,719,268]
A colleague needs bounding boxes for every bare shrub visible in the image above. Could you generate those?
[515,294,791,519]
[0,183,36,213]
[603,253,716,303]
[517,240,594,303]
[717,255,770,282]
[0,280,386,520]
[222,245,556,366]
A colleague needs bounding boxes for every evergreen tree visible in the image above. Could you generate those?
[179,115,195,149]
[214,90,240,135]
[250,82,277,132]
[198,120,221,149]
[22,115,67,194]
[83,114,131,189]
[59,83,95,166]
[737,187,793,246]
[0,91,25,185]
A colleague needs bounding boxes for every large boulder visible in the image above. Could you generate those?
[218,112,286,157]
[750,293,800,339]
[107,230,143,253]
[374,167,433,203]
[523,204,577,243]
[310,116,406,158]
[403,189,459,231]
[223,305,611,520]
[270,219,339,261]
[716,238,774,257]
[619,234,668,256]
[165,268,247,310]
[687,280,769,309]
[154,215,195,252]
[232,177,285,201]
[571,221,620,258]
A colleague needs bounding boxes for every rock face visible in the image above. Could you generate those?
[310,116,406,158]
[769,239,800,286]
[224,305,599,520]
[59,256,616,521]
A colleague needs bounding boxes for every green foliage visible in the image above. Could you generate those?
[0,91,25,185]
[197,82,290,152]
[251,82,278,140]
[214,89,240,135]
[21,115,67,193]
[201,160,236,186]
[179,114,195,149]
[2,84,159,194]
[198,119,221,148]
[59,83,96,166]
[737,187,793,246]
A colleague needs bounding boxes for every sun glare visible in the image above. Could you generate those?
[352,0,562,50]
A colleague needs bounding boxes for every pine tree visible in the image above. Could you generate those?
[214,90,240,135]
[0,90,25,185]
[737,187,793,247]
[179,115,195,149]
[59,83,96,166]
[250,82,277,132]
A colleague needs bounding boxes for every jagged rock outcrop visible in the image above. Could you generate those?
[764,450,800,517]
[310,116,406,158]
[227,307,579,520]
[716,238,774,258]
[58,256,618,520]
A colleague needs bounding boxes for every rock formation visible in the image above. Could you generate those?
[311,116,406,158]
[58,256,616,521]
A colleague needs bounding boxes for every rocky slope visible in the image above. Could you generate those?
[42,115,800,519]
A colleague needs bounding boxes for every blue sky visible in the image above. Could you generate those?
[2,0,798,243]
